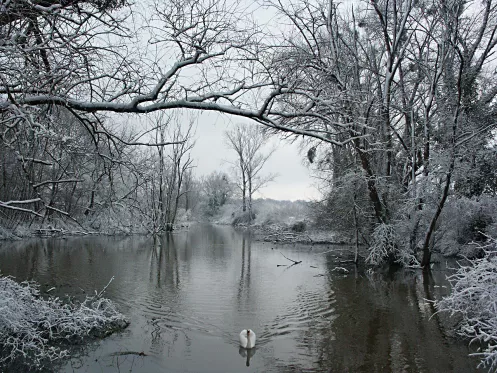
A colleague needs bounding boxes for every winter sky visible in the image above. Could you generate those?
[190,112,322,201]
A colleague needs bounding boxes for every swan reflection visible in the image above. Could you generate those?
[238,346,256,367]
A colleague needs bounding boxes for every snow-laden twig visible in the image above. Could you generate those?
[366,223,397,265]
[0,275,129,370]
[436,240,497,372]
[96,276,115,298]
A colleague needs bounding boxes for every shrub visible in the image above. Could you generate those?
[366,223,398,266]
[436,240,497,371]
[232,211,256,226]
[290,221,306,233]
[0,275,128,370]
[438,196,497,257]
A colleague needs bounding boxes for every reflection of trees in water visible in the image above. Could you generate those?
[147,234,193,359]
[237,235,252,309]
[61,340,150,373]
[145,226,241,361]
[310,259,479,373]
[149,234,180,289]
[189,224,234,259]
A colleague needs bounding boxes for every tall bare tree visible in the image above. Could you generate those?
[225,124,275,223]
[146,113,195,233]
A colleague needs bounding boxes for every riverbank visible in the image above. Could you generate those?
[0,221,194,241]
[239,222,348,245]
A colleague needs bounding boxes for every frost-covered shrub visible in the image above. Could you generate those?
[0,275,128,370]
[313,169,373,240]
[232,211,256,226]
[291,221,306,233]
[436,241,497,371]
[366,223,397,265]
[438,196,497,257]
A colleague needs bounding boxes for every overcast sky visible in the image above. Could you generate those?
[189,112,322,201]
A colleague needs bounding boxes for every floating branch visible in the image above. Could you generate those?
[277,252,302,268]
[109,351,148,357]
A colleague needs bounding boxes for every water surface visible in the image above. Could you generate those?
[0,225,481,372]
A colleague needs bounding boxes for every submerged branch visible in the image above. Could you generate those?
[279,252,302,265]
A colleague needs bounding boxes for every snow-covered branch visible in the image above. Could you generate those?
[0,199,43,217]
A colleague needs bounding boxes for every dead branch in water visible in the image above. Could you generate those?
[280,252,302,264]
[277,252,302,268]
[109,351,148,357]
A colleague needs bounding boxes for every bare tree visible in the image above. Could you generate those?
[0,0,363,143]
[163,119,195,231]
[0,0,258,223]
[225,124,275,224]
[144,113,195,233]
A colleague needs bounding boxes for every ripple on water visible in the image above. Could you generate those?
[263,289,337,342]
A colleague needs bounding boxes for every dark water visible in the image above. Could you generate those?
[0,225,482,372]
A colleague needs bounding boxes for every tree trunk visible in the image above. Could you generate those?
[421,149,456,268]
[241,160,247,212]
[353,191,359,264]
[84,190,95,216]
[353,139,388,224]
[158,131,165,233]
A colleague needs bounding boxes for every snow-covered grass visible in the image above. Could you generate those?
[436,240,497,372]
[0,275,128,370]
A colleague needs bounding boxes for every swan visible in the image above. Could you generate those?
[239,329,256,349]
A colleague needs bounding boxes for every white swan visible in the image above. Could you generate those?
[239,329,256,349]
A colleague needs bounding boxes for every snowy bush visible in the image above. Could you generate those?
[366,223,398,265]
[0,275,128,370]
[366,222,421,267]
[436,241,497,371]
[438,196,497,257]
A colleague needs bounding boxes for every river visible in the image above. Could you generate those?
[0,224,482,372]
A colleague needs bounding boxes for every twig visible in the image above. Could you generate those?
[279,252,302,265]
[96,276,115,298]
